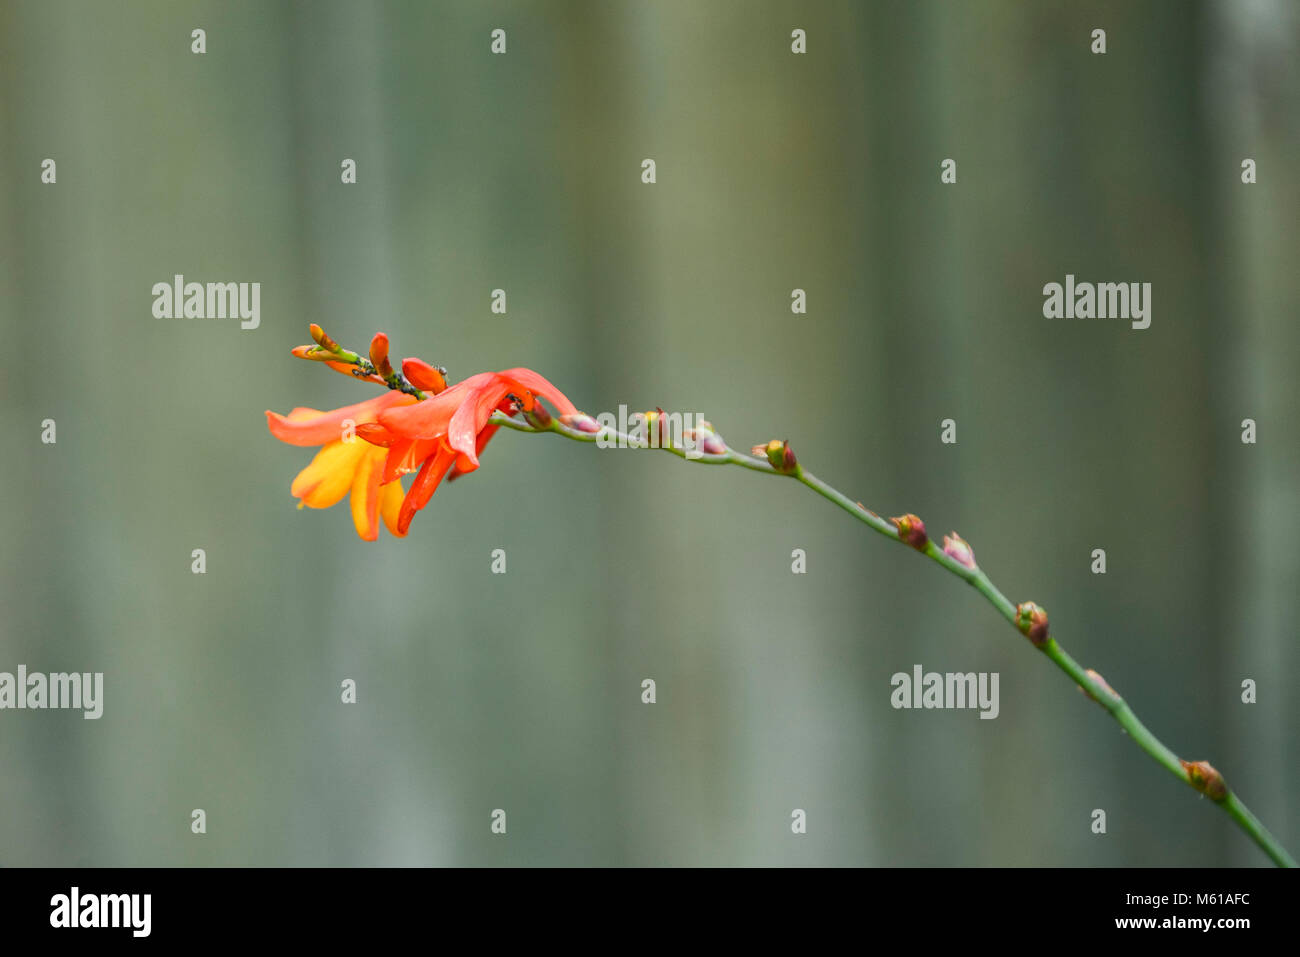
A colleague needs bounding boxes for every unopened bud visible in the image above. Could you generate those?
[1080,668,1121,705]
[291,344,331,362]
[1016,601,1049,647]
[561,412,601,434]
[291,343,379,382]
[369,332,395,380]
[890,514,928,551]
[1181,760,1228,801]
[642,408,669,447]
[943,532,976,569]
[308,323,342,354]
[684,420,727,456]
[751,439,797,472]
[401,357,448,394]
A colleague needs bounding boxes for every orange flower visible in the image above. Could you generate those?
[265,391,416,540]
[358,367,577,534]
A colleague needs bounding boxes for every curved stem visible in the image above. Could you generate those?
[490,408,1297,868]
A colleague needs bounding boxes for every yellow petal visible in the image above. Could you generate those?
[380,477,406,537]
[291,439,368,509]
[349,447,385,541]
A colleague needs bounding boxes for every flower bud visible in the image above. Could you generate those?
[684,420,727,456]
[942,532,976,569]
[1080,668,1121,705]
[402,357,448,394]
[291,344,382,382]
[700,433,727,455]
[561,412,601,434]
[751,439,797,472]
[308,323,342,353]
[291,344,331,361]
[1016,601,1049,647]
[642,408,668,447]
[369,332,395,380]
[1181,760,1228,801]
[696,420,726,454]
[890,514,928,551]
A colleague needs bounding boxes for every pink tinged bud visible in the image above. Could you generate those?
[1081,668,1121,705]
[686,421,727,455]
[1181,760,1228,801]
[942,532,976,569]
[1016,601,1049,647]
[561,412,601,434]
[890,514,928,551]
[701,434,727,455]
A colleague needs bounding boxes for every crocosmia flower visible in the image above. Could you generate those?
[268,327,577,540]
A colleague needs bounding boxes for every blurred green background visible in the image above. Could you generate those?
[1,0,1296,866]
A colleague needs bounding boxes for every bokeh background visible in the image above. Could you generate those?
[1,0,1296,866]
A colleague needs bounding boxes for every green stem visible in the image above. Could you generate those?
[490,408,1297,868]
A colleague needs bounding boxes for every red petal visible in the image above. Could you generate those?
[266,391,413,447]
[354,422,395,447]
[448,424,499,482]
[382,437,440,484]
[498,368,577,416]
[377,374,490,439]
[397,446,457,534]
[447,376,513,465]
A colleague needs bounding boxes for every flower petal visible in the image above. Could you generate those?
[380,479,406,537]
[382,437,441,483]
[397,446,457,534]
[267,391,415,447]
[448,424,499,482]
[354,422,395,447]
[291,439,369,509]
[447,376,513,464]
[498,368,577,416]
[376,374,491,439]
[348,447,385,541]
